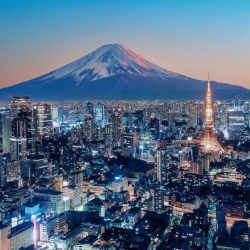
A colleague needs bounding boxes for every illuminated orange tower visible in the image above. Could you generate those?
[200,76,223,152]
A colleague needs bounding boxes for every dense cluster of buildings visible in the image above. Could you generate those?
[0,82,250,249]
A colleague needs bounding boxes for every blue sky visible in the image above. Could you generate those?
[1,0,250,88]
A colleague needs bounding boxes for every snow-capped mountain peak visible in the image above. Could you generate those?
[1,43,249,101]
[43,43,187,83]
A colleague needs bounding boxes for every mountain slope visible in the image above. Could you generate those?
[40,43,188,82]
[0,44,249,100]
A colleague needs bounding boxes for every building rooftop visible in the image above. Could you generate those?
[10,221,33,237]
[36,189,62,196]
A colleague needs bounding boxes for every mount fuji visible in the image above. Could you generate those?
[0,43,249,100]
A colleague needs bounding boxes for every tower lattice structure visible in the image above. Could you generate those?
[200,78,223,153]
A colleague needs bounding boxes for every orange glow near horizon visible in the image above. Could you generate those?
[1,47,250,89]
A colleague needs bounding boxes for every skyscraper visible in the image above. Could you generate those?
[156,148,168,184]
[83,114,94,142]
[151,185,165,214]
[0,108,11,153]
[10,97,34,159]
[122,132,134,157]
[0,154,7,187]
[111,108,122,146]
[95,103,106,128]
[10,96,32,117]
[33,103,53,139]
[85,102,94,117]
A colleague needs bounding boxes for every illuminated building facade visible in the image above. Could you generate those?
[33,103,53,139]
[122,132,134,157]
[0,109,11,154]
[83,114,94,142]
[156,148,168,184]
[10,97,34,159]
[85,102,94,117]
[111,108,122,146]
[9,222,34,250]
[227,110,245,130]
[95,103,106,128]
[150,185,165,213]
[0,155,7,187]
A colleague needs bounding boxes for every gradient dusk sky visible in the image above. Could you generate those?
[1,0,250,89]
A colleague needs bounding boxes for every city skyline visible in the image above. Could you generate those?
[1,2,250,249]
[0,84,249,249]
[1,0,250,89]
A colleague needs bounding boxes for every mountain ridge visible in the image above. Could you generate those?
[0,43,249,100]
[39,43,189,83]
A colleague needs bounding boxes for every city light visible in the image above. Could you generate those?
[0,2,249,250]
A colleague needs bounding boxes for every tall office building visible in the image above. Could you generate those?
[122,132,134,157]
[10,114,31,160]
[10,96,32,117]
[151,185,165,214]
[85,102,94,117]
[0,154,8,187]
[33,103,53,139]
[83,114,94,142]
[156,148,168,184]
[135,110,144,128]
[52,105,59,121]
[227,110,245,130]
[10,97,34,159]
[111,108,122,146]
[150,116,160,139]
[95,103,106,128]
[0,108,11,153]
